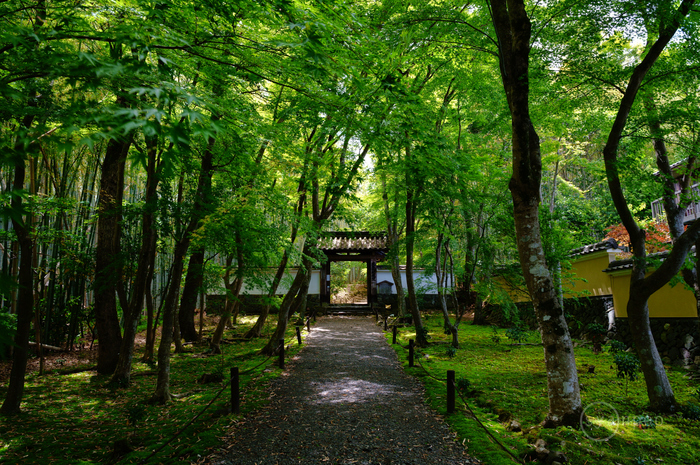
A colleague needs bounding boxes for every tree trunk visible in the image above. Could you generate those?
[1,114,36,416]
[178,248,204,342]
[150,240,188,404]
[381,172,406,318]
[111,135,159,386]
[490,0,582,426]
[94,98,131,375]
[211,253,244,353]
[600,0,696,412]
[150,114,217,403]
[261,251,312,356]
[244,250,290,339]
[405,161,426,346]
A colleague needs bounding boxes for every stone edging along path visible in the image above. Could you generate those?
[207,316,481,465]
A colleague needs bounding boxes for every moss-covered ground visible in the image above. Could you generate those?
[0,315,306,464]
[389,312,700,465]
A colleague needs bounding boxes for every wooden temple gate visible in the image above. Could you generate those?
[318,232,388,306]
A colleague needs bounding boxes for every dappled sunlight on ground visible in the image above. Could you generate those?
[311,377,399,404]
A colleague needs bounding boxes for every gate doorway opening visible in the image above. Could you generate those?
[319,232,388,308]
[330,262,367,304]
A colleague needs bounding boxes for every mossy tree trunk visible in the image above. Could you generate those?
[490,0,582,426]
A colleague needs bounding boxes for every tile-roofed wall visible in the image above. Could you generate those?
[569,238,621,257]
[603,250,669,272]
[318,232,388,251]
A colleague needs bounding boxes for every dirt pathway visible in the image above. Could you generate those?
[207,316,480,465]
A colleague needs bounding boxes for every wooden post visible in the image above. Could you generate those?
[392,325,397,345]
[296,326,302,345]
[409,339,414,367]
[384,317,388,331]
[231,367,240,414]
[279,338,285,369]
[447,370,455,414]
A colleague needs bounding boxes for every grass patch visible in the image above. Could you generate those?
[388,313,700,465]
[0,315,308,464]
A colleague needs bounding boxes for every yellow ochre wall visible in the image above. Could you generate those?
[564,252,614,298]
[609,272,698,318]
[492,275,530,303]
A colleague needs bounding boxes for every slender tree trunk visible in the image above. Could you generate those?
[404,155,426,346]
[490,0,582,426]
[601,0,697,412]
[142,231,158,363]
[261,250,312,355]
[150,240,188,404]
[178,248,204,342]
[436,234,458,348]
[211,253,244,353]
[1,115,36,416]
[381,171,406,318]
[111,136,159,385]
[244,251,289,339]
[150,114,216,402]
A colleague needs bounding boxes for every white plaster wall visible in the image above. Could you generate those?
[240,269,320,295]
[376,269,441,295]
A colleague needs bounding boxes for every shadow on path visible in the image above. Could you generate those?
[207,316,480,465]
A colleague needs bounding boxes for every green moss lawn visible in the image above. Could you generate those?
[389,312,700,465]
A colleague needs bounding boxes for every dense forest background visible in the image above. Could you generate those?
[1,0,699,423]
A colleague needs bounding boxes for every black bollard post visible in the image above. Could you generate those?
[392,325,397,345]
[447,370,455,414]
[279,338,285,369]
[409,339,415,367]
[296,326,302,345]
[231,367,240,414]
[384,317,388,331]
[306,318,310,332]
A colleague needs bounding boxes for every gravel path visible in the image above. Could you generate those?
[208,316,481,465]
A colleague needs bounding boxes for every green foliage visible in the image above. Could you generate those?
[614,351,641,395]
[456,377,472,393]
[614,352,641,382]
[490,326,501,344]
[634,415,657,429]
[0,309,16,359]
[607,339,627,354]
[585,323,608,343]
[681,403,700,421]
[446,346,457,358]
[505,326,529,344]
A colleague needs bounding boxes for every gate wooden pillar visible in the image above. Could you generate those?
[320,259,331,304]
[367,259,377,304]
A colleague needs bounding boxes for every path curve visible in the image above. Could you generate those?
[208,316,480,465]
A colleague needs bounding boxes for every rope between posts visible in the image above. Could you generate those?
[139,339,288,464]
[451,378,524,464]
[413,348,448,382]
[391,332,521,464]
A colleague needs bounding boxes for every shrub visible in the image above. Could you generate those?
[634,415,656,429]
[505,326,528,343]
[614,352,641,395]
[607,339,627,354]
[681,403,700,421]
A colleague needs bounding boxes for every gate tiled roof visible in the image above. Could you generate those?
[319,231,388,252]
